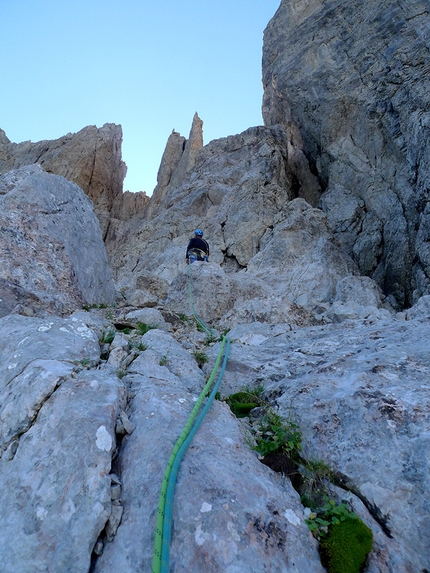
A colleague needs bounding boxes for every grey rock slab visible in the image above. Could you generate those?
[405,294,430,320]
[224,316,430,572]
[129,329,206,392]
[0,165,115,317]
[0,368,124,573]
[125,307,172,331]
[0,314,101,387]
[165,262,233,323]
[0,358,74,455]
[93,364,324,573]
[0,313,106,458]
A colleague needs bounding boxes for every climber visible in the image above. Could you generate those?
[186,229,210,264]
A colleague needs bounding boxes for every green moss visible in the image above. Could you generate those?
[319,517,373,573]
[225,391,260,418]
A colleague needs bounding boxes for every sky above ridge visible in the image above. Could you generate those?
[1,0,281,195]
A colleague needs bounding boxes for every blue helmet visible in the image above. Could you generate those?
[194,229,204,237]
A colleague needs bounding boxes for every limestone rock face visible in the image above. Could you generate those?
[2,3,430,571]
[0,124,127,235]
[262,0,430,306]
[110,189,150,221]
[0,164,115,317]
[0,313,124,573]
[163,199,369,325]
[0,312,327,573]
[107,124,320,291]
[246,198,359,309]
[2,300,429,571]
[148,112,204,218]
[224,314,430,572]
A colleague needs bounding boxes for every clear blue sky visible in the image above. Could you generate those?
[1,0,280,195]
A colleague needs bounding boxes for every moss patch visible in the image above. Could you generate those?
[225,391,260,418]
[319,517,373,573]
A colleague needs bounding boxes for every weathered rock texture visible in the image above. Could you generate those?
[0,124,147,235]
[0,164,115,317]
[1,311,329,573]
[106,125,321,298]
[2,298,429,572]
[2,2,430,572]
[263,0,430,307]
[147,112,204,218]
[222,314,430,572]
[0,313,124,573]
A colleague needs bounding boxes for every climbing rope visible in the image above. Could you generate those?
[187,261,214,336]
[152,262,231,573]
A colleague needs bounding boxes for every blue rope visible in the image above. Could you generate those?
[152,261,231,573]
[161,337,230,571]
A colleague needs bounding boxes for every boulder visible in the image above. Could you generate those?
[164,261,319,329]
[246,198,359,309]
[165,262,232,322]
[0,124,127,235]
[405,294,430,320]
[124,307,172,332]
[262,0,430,306]
[0,165,115,317]
[321,275,394,322]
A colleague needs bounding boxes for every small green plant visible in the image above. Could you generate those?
[204,334,217,345]
[306,499,357,538]
[178,313,190,322]
[73,357,91,368]
[318,511,373,573]
[195,321,205,332]
[204,328,230,346]
[83,302,111,310]
[116,368,127,379]
[239,398,373,573]
[225,385,265,418]
[121,327,132,335]
[193,351,208,368]
[300,459,335,509]
[101,330,115,344]
[159,354,168,366]
[254,410,302,459]
[137,322,157,335]
[136,342,148,352]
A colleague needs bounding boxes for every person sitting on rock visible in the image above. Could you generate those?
[186,229,210,264]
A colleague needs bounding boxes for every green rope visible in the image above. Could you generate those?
[161,338,230,573]
[187,262,214,336]
[152,337,227,573]
[152,261,230,573]
[161,336,230,571]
